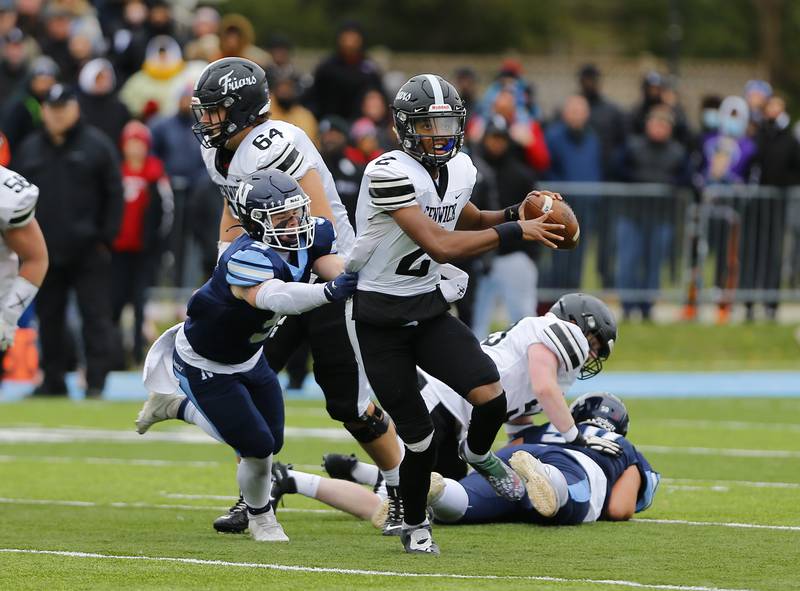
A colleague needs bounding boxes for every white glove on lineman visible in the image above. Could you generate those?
[0,276,38,350]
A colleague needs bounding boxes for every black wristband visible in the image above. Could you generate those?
[503,203,521,222]
[493,221,523,252]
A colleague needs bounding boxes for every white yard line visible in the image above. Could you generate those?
[0,426,350,444]
[2,496,798,532]
[645,419,800,432]
[637,445,800,459]
[662,478,800,490]
[0,548,755,591]
[632,518,800,532]
[0,497,337,514]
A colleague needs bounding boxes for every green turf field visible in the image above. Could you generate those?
[0,397,798,591]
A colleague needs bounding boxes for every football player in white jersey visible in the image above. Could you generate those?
[344,74,567,555]
[326,294,621,502]
[136,57,403,534]
[0,166,48,360]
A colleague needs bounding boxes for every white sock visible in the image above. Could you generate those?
[352,461,381,486]
[289,470,321,498]
[182,401,225,444]
[379,465,399,487]
[461,441,490,464]
[237,455,272,512]
[430,478,469,523]
[402,517,430,529]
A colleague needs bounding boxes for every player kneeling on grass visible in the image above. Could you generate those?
[137,170,357,542]
[269,393,660,527]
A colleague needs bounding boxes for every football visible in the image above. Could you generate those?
[522,191,580,250]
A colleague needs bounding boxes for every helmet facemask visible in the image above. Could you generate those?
[578,319,614,380]
[191,96,237,148]
[395,110,465,167]
[247,193,316,252]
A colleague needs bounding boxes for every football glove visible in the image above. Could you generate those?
[0,317,16,351]
[323,272,358,302]
[572,432,623,457]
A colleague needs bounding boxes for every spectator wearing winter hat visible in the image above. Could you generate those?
[318,115,364,227]
[218,13,270,69]
[112,120,172,366]
[269,74,319,145]
[77,58,131,151]
[1,55,59,150]
[0,28,36,107]
[119,35,184,120]
[344,117,383,165]
[468,88,550,174]
[107,0,150,84]
[0,0,18,40]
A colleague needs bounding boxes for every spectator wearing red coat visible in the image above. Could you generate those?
[112,120,172,366]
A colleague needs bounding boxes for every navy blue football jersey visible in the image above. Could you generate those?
[517,422,660,512]
[183,217,337,364]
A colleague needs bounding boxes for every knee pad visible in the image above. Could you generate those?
[405,430,434,453]
[325,397,360,424]
[236,428,275,459]
[343,405,391,443]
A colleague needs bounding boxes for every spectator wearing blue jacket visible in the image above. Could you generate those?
[543,95,602,291]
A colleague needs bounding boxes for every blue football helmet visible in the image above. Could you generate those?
[233,170,315,251]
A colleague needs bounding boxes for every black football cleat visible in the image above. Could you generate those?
[321,453,358,482]
[270,461,297,508]
[212,494,248,534]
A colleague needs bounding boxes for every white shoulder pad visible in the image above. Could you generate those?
[237,122,311,181]
[0,167,39,229]
[538,316,589,373]
[364,152,418,212]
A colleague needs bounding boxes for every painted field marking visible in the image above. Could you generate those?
[1,497,798,532]
[633,518,800,532]
[0,548,755,591]
[3,426,800,459]
[648,419,800,432]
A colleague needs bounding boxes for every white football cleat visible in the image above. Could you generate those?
[509,451,559,518]
[248,509,289,542]
[135,392,184,434]
[427,472,446,506]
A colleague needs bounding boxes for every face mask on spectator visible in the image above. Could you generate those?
[718,96,749,139]
[702,109,720,130]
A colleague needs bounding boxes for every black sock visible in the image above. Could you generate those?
[466,391,508,456]
[399,444,437,526]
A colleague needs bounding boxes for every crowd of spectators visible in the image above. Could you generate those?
[1,1,798,391]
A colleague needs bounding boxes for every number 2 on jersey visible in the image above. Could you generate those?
[395,247,430,277]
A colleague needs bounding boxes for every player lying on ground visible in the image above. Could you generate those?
[0,166,48,357]
[342,73,570,554]
[270,393,660,527]
[139,170,357,542]
[188,56,405,533]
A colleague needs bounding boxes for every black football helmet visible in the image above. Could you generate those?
[549,293,617,380]
[392,74,466,167]
[233,170,315,251]
[570,392,629,436]
[192,57,270,148]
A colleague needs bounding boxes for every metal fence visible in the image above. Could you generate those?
[145,182,800,320]
[535,182,800,313]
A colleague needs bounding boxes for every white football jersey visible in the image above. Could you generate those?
[346,150,476,296]
[201,119,355,256]
[0,166,39,289]
[420,313,589,429]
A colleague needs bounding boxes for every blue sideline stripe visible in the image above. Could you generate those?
[1,371,799,401]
